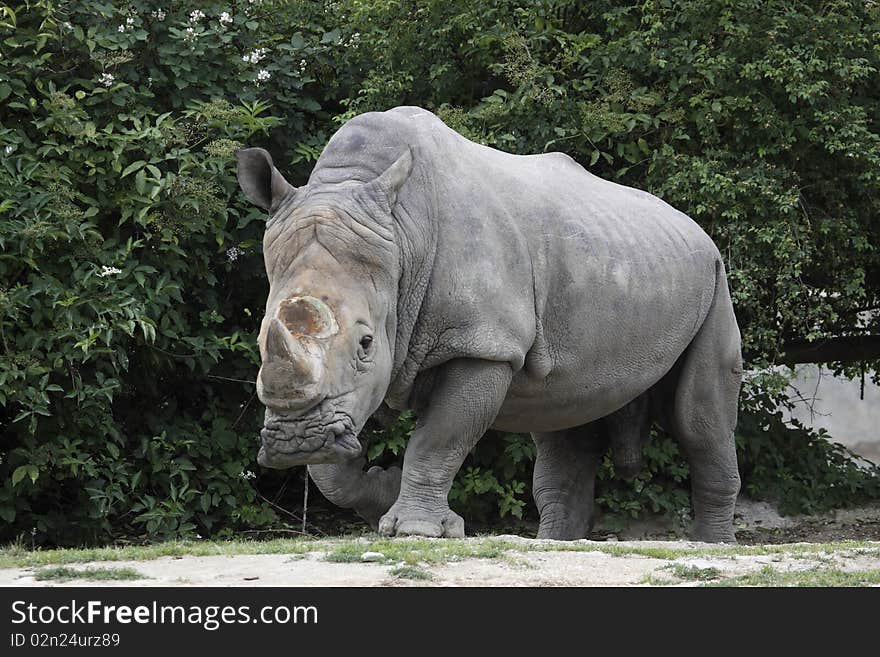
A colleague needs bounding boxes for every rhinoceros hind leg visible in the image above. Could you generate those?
[604,393,651,481]
[532,425,608,540]
[672,263,743,544]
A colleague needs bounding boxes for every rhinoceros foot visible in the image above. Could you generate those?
[378,502,465,538]
[691,521,737,544]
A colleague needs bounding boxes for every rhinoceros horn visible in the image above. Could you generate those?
[263,317,322,392]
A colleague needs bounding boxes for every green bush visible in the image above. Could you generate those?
[2,0,879,545]
[0,0,349,544]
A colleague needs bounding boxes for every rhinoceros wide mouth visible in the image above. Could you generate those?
[257,410,362,468]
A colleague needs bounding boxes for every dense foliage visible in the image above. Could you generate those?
[2,0,879,545]
[0,0,343,543]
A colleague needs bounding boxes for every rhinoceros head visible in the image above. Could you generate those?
[235,146,412,468]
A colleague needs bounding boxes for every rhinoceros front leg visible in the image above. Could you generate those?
[378,359,513,538]
[308,459,401,529]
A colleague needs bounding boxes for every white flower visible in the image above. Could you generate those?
[98,266,122,277]
[239,470,256,480]
[4,145,14,155]
[226,246,244,262]
[118,24,126,32]
[219,11,233,25]
[151,9,166,21]
[299,59,307,70]
[98,72,115,87]
[189,9,205,22]
[184,26,197,42]
[242,47,268,64]
[256,69,271,82]
[126,17,135,26]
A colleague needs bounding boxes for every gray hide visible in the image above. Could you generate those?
[235,106,743,543]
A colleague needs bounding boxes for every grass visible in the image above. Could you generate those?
[708,565,880,587]
[322,537,512,565]
[2,535,879,572]
[389,565,434,581]
[666,564,722,581]
[530,539,880,561]
[5,536,880,587]
[640,563,723,585]
[0,537,324,569]
[323,544,367,563]
[313,536,879,567]
[640,573,673,586]
[33,566,147,582]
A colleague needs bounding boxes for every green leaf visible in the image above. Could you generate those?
[11,467,25,487]
[135,169,147,195]
[175,456,196,471]
[321,28,341,43]
[121,160,146,178]
[12,466,30,487]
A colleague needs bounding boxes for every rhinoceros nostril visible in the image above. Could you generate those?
[322,421,344,441]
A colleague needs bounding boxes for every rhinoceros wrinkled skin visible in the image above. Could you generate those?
[235,106,743,543]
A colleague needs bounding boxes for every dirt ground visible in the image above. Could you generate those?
[603,497,880,544]
[2,499,879,587]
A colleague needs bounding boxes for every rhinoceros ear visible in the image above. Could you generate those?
[364,148,413,211]
[235,147,296,212]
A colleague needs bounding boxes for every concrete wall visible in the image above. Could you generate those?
[786,364,880,464]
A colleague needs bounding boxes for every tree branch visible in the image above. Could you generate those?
[778,335,880,365]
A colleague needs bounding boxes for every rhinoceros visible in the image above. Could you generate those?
[235,106,743,543]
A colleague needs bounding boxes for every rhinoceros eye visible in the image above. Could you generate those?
[359,335,374,352]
